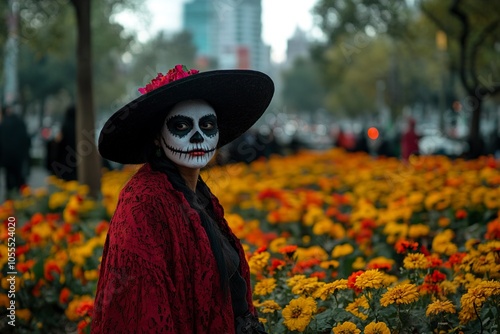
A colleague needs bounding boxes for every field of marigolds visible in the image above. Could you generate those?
[1,148,500,333]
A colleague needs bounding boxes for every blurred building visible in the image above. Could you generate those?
[285,27,310,66]
[183,0,270,72]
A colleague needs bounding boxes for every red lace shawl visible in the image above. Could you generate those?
[91,164,254,333]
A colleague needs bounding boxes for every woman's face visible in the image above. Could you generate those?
[159,100,219,169]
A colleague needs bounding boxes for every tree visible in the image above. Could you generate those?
[69,0,101,196]
[127,30,197,90]
[9,0,141,196]
[420,0,500,158]
[281,57,326,114]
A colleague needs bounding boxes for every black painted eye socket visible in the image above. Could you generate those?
[199,114,218,137]
[167,115,193,138]
[175,121,191,131]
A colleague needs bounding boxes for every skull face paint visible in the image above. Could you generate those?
[159,100,219,169]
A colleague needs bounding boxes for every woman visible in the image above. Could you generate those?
[91,65,274,333]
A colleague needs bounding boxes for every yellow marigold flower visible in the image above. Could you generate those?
[48,191,69,210]
[331,243,354,258]
[380,283,419,307]
[382,274,398,286]
[312,279,349,300]
[483,189,499,210]
[257,300,281,313]
[439,280,459,295]
[0,245,8,268]
[426,299,456,317]
[269,237,288,253]
[330,222,346,239]
[282,296,317,332]
[291,277,322,296]
[0,294,9,308]
[438,217,450,228]
[465,238,480,251]
[354,269,385,290]
[248,251,270,275]
[294,245,329,262]
[83,270,99,281]
[332,321,361,334]
[303,205,325,226]
[346,295,369,320]
[287,275,307,288]
[425,191,449,211]
[403,253,429,270]
[254,278,277,296]
[352,257,366,270]
[459,280,500,324]
[17,309,32,322]
[432,230,458,256]
[312,217,334,235]
[320,260,340,269]
[408,224,430,238]
[364,321,391,334]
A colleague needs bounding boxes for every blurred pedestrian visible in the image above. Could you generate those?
[401,117,420,161]
[0,104,31,197]
[52,105,77,181]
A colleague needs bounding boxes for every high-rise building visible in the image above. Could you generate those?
[183,0,270,71]
[286,28,310,66]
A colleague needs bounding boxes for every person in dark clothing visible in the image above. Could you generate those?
[52,105,77,181]
[0,104,31,197]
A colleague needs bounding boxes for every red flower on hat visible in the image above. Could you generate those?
[138,64,200,94]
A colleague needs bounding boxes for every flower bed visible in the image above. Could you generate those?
[1,149,499,333]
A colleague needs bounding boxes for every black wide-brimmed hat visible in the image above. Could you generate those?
[98,66,274,164]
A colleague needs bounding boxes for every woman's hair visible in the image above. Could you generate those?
[145,143,230,297]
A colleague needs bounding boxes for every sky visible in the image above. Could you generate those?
[115,0,320,63]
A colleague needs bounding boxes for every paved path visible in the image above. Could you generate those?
[0,166,50,203]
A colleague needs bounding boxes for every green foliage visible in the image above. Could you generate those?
[126,31,197,90]
[281,57,326,113]
[3,0,141,116]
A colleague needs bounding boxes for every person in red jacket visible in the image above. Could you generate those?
[401,117,420,161]
[92,65,274,333]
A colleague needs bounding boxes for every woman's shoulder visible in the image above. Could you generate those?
[121,164,173,196]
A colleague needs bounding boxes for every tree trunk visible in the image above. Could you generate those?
[72,0,101,197]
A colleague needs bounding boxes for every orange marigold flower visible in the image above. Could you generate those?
[95,220,109,235]
[394,239,419,254]
[44,260,62,281]
[426,255,443,268]
[31,212,44,225]
[279,244,298,254]
[347,270,364,294]
[59,287,71,304]
[270,259,285,272]
[77,319,90,334]
[255,245,267,254]
[425,270,447,283]
[420,282,441,295]
[16,259,35,274]
[485,217,500,240]
[455,209,468,220]
[444,252,467,268]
